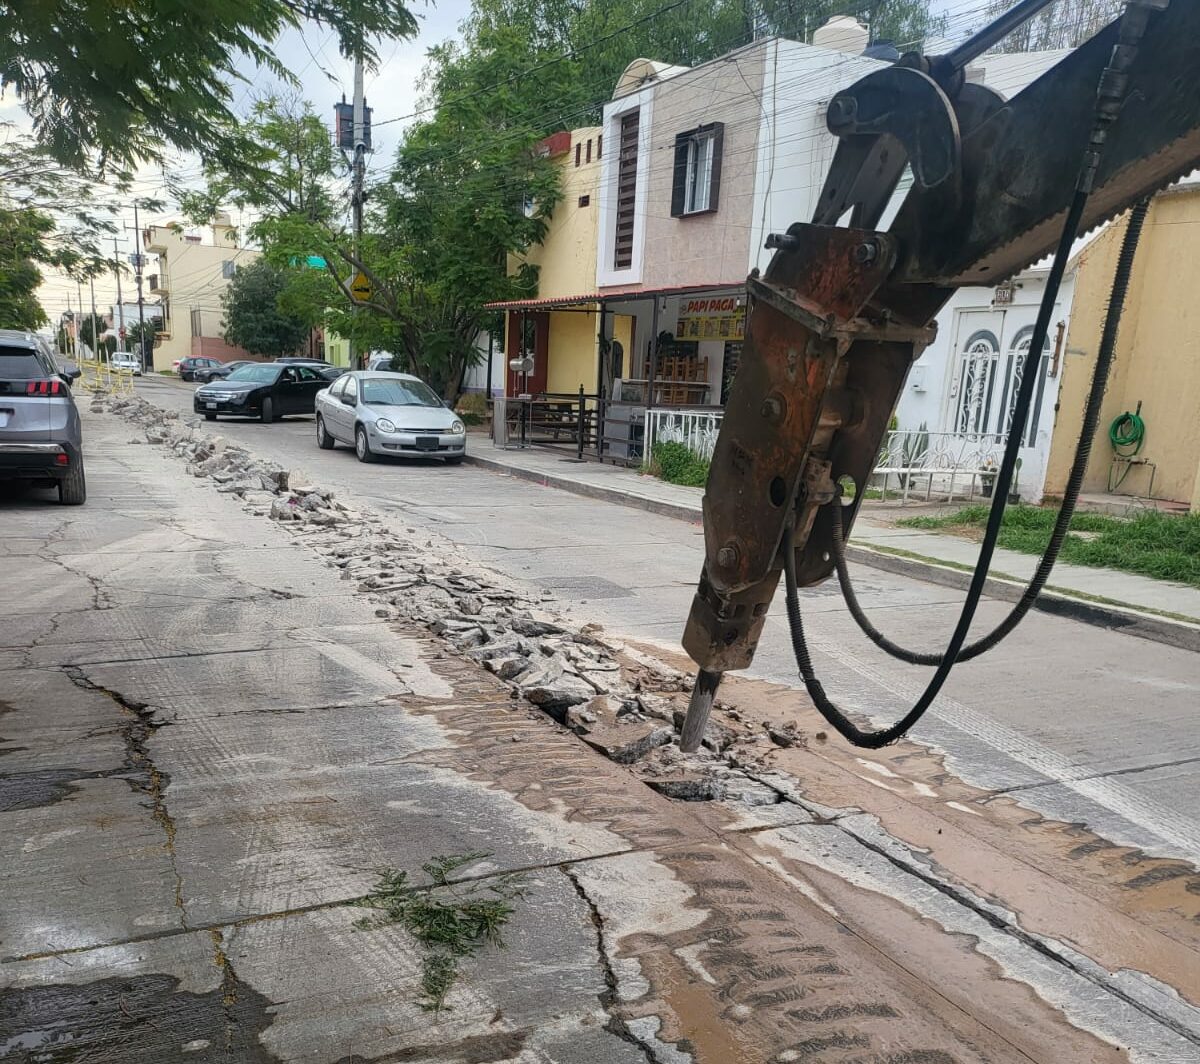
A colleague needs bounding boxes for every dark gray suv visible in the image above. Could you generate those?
[0,330,85,504]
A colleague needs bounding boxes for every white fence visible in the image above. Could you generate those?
[644,407,723,463]
[873,429,1008,502]
[644,408,1009,503]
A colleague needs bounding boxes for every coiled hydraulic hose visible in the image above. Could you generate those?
[783,3,1152,748]
[830,197,1151,667]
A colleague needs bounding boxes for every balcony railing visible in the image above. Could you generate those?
[148,273,167,294]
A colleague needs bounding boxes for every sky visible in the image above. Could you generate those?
[17,0,993,331]
[20,0,474,329]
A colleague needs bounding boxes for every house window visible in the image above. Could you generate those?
[578,194,590,208]
[586,138,592,164]
[190,308,203,338]
[221,260,236,279]
[575,144,581,167]
[671,123,724,218]
[596,134,602,158]
[614,110,640,270]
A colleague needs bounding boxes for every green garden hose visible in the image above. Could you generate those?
[1109,410,1145,455]
[1108,409,1145,491]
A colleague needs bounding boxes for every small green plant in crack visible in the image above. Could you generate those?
[353,852,527,1013]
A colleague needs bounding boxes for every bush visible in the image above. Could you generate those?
[650,441,710,487]
[455,392,487,426]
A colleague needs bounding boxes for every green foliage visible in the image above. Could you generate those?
[0,1,418,169]
[650,441,711,488]
[221,259,309,359]
[455,392,488,425]
[354,853,527,1014]
[898,505,1200,588]
[0,205,51,328]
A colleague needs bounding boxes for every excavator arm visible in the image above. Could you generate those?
[680,0,1200,747]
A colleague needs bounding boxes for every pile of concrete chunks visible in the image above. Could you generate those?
[101,395,789,807]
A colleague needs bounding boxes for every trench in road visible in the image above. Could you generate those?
[139,377,1200,869]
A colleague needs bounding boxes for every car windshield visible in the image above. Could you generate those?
[361,376,444,408]
[227,364,279,383]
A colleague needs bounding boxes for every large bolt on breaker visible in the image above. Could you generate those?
[680,0,1200,751]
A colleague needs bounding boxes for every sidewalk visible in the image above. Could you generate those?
[466,435,1200,642]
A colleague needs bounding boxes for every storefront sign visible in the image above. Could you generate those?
[676,296,745,341]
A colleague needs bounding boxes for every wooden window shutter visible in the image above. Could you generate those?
[708,122,725,213]
[670,132,689,218]
[614,110,640,270]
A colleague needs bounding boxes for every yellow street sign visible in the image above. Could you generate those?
[349,272,373,303]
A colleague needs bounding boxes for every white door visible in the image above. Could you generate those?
[947,305,1056,495]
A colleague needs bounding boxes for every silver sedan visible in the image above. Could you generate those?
[314,370,467,464]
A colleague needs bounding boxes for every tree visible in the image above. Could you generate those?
[125,316,163,361]
[221,259,309,359]
[0,0,418,169]
[0,205,53,329]
[985,0,1122,52]
[0,122,137,329]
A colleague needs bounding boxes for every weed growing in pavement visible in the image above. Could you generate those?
[353,853,528,1013]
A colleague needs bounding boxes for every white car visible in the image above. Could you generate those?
[111,353,142,376]
[314,371,466,464]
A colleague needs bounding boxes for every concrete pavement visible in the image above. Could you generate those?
[6,383,1194,1058]
[462,434,1200,629]
[132,377,1200,866]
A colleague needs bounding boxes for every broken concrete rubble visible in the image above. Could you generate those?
[97,394,791,811]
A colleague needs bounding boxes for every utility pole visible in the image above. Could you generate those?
[65,295,74,359]
[76,280,85,358]
[89,277,100,363]
[350,53,366,370]
[131,202,148,371]
[112,237,126,353]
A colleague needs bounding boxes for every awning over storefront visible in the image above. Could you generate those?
[484,281,744,312]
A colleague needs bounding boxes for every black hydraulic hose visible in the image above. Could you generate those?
[829,197,1151,667]
[783,185,1087,750]
[782,1,1152,748]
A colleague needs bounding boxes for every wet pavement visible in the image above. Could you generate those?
[1,401,1198,1062]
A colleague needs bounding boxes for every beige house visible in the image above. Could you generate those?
[141,213,259,371]
[1045,183,1200,512]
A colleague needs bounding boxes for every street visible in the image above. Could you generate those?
[2,387,1198,1061]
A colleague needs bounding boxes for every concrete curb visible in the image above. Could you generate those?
[843,545,1200,654]
[465,451,1200,655]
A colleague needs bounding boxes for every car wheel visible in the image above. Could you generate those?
[260,397,274,424]
[355,425,374,463]
[444,455,464,465]
[204,413,217,421]
[316,415,335,450]
[58,460,86,505]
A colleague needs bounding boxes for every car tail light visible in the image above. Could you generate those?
[25,379,63,396]
[55,451,69,465]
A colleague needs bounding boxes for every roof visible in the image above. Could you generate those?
[486,281,745,311]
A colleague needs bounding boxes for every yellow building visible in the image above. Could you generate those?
[494,127,604,399]
[1045,184,1200,512]
[141,213,259,372]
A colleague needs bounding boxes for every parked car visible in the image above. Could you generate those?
[273,356,347,381]
[315,371,466,464]
[366,354,397,371]
[0,329,86,504]
[110,353,142,376]
[178,356,224,382]
[202,359,254,381]
[193,362,328,422]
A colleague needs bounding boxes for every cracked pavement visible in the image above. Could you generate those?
[1,401,1199,1062]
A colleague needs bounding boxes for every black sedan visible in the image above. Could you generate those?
[193,363,328,423]
[200,359,255,382]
